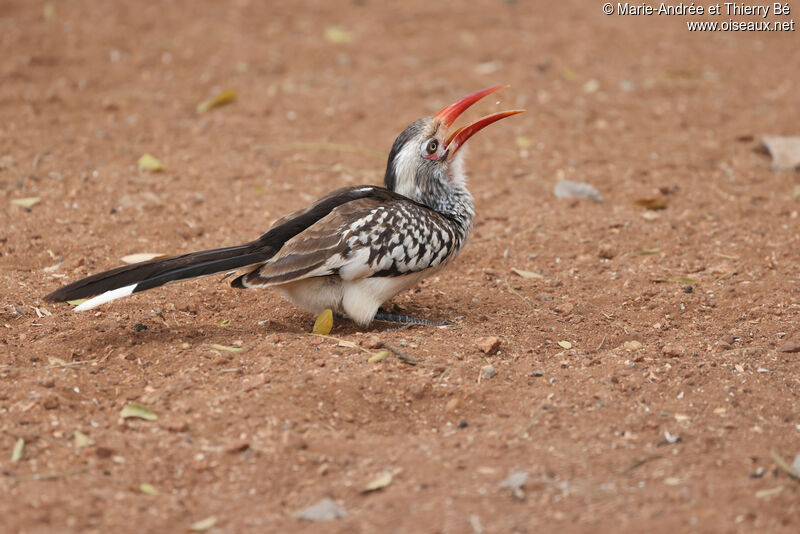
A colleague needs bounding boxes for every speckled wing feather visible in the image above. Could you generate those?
[235,192,463,288]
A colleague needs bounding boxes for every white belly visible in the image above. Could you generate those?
[276,272,428,326]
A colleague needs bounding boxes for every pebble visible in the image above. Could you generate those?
[623,340,643,351]
[363,336,383,349]
[553,179,603,202]
[475,336,501,355]
[662,344,686,358]
[42,394,60,410]
[295,498,347,521]
[481,365,497,379]
[597,242,616,259]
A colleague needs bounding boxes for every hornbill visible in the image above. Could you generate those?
[45,86,523,326]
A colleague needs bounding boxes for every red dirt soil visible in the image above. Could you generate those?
[2,1,799,532]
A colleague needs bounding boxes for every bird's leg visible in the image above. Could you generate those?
[373,312,447,326]
[334,311,448,327]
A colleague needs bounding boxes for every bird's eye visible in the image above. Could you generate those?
[424,138,438,155]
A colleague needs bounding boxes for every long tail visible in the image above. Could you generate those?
[44,242,270,311]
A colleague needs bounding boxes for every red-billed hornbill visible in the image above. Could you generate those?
[45,86,523,326]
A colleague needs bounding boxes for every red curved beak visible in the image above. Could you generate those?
[433,86,525,157]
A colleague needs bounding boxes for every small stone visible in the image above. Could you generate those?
[499,470,528,500]
[777,340,800,353]
[42,394,60,410]
[363,336,383,349]
[315,359,326,367]
[475,336,501,355]
[222,440,250,454]
[481,365,497,379]
[662,344,686,358]
[295,498,347,521]
[38,377,56,388]
[553,302,574,315]
[554,180,603,202]
[95,446,114,459]
[531,371,544,377]
[133,322,147,332]
[597,242,616,259]
[623,340,643,351]
[445,398,460,411]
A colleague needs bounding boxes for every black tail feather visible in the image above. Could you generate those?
[45,243,270,302]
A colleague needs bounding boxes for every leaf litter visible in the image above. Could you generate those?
[120,403,158,421]
[137,154,163,172]
[197,89,236,113]
[313,309,333,335]
[10,197,41,209]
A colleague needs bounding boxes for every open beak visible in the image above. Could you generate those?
[433,86,525,158]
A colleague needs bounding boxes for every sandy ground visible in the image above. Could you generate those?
[2,0,800,532]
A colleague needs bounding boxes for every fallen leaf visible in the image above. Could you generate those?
[10,197,41,209]
[66,299,88,307]
[363,471,393,493]
[755,486,785,499]
[633,198,668,210]
[11,438,24,462]
[515,136,533,149]
[295,498,347,521]
[313,309,333,335]
[120,403,158,421]
[761,135,800,171]
[510,268,544,279]
[634,248,661,256]
[138,154,164,172]
[74,430,93,448]
[209,343,243,353]
[557,340,572,349]
[121,253,164,264]
[189,516,217,531]
[196,89,236,113]
[139,483,159,496]
[324,26,353,44]
[553,180,603,202]
[367,351,389,363]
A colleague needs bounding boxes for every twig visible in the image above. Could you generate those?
[503,277,531,307]
[596,334,607,351]
[620,455,664,474]
[383,344,418,366]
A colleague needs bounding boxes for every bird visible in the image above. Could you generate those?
[45,86,523,326]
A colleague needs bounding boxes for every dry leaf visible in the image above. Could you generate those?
[313,309,333,335]
[120,403,158,421]
[633,248,660,256]
[324,26,353,44]
[633,198,668,210]
[11,438,24,462]
[557,340,572,349]
[67,299,88,306]
[139,483,159,496]
[197,89,236,113]
[755,486,785,499]
[189,516,217,531]
[74,430,93,448]
[515,136,533,149]
[138,154,164,172]
[511,267,544,279]
[363,471,393,493]
[10,197,41,209]
[761,135,800,171]
[367,351,389,363]
[121,253,164,264]
[209,343,243,353]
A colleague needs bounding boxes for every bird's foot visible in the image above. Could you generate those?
[373,312,447,326]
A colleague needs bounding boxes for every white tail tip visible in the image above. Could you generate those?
[74,284,137,312]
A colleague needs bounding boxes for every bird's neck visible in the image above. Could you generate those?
[418,181,475,238]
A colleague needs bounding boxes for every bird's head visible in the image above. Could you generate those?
[383,86,524,210]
